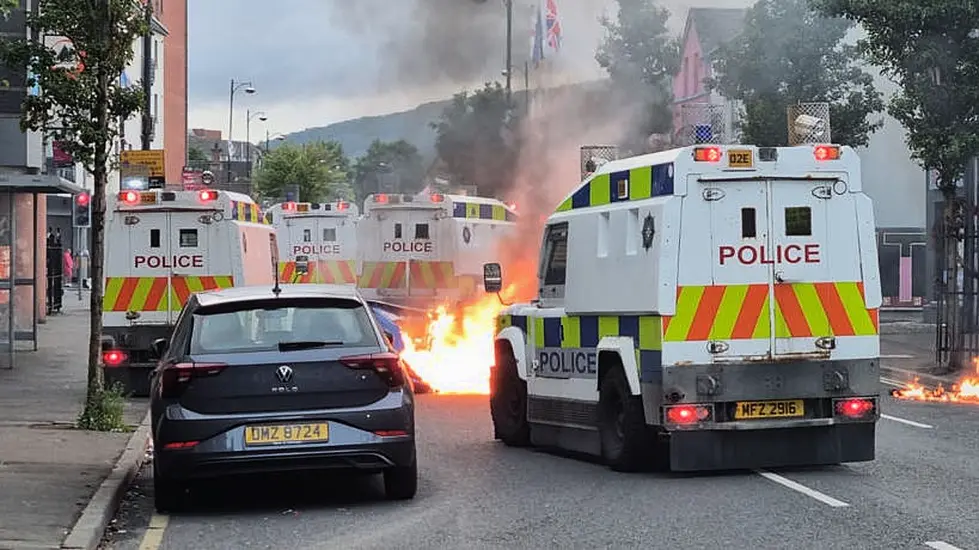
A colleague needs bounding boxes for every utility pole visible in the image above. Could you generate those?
[140,1,152,150]
[505,0,512,104]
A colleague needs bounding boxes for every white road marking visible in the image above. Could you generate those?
[755,470,849,507]
[925,541,964,550]
[881,414,934,429]
[880,354,915,359]
[880,377,905,387]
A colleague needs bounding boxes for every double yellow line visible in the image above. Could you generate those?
[137,513,169,550]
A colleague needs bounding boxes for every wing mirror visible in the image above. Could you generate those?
[483,262,502,293]
[150,338,169,358]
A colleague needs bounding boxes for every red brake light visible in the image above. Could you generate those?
[430,193,444,203]
[162,441,199,450]
[283,201,296,211]
[102,350,127,367]
[119,190,139,205]
[693,146,722,162]
[198,189,217,202]
[339,352,405,387]
[374,193,388,204]
[374,430,409,437]
[336,200,348,211]
[814,145,841,161]
[836,398,875,419]
[159,362,227,398]
[664,404,711,425]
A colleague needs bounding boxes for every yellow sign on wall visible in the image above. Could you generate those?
[120,149,165,178]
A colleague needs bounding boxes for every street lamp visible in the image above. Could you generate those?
[245,109,267,176]
[265,130,286,153]
[227,78,256,182]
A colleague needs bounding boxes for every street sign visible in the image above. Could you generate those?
[120,149,166,188]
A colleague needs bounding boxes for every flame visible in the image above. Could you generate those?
[398,282,525,395]
[891,358,979,402]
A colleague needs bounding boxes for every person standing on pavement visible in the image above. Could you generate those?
[63,249,73,287]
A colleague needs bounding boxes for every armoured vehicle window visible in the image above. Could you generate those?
[785,207,812,236]
[303,229,311,242]
[742,208,756,238]
[415,223,430,239]
[150,229,161,248]
[179,229,198,248]
[542,223,569,286]
[323,228,337,241]
[394,223,402,239]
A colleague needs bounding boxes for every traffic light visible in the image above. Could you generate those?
[73,192,91,228]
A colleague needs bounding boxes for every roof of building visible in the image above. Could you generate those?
[685,7,748,55]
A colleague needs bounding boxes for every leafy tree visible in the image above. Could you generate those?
[187,145,207,164]
[352,139,425,204]
[0,0,147,430]
[431,82,518,197]
[812,0,979,371]
[595,0,680,147]
[709,0,884,147]
[253,140,352,203]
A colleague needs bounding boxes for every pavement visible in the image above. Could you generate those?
[0,292,146,550]
[97,334,979,550]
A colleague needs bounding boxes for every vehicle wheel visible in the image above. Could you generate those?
[153,461,187,513]
[489,346,530,446]
[598,367,650,472]
[383,457,418,500]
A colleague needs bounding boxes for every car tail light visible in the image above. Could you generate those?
[374,193,388,204]
[664,404,712,425]
[102,349,128,367]
[197,189,217,202]
[835,397,876,419]
[336,200,349,211]
[283,201,297,211]
[159,362,227,398]
[340,352,405,387]
[430,193,444,203]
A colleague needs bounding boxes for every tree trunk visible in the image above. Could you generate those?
[938,186,965,373]
[83,48,111,416]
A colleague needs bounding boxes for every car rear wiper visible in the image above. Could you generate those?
[277,340,344,351]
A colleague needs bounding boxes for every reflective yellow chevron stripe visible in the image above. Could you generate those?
[663,282,878,342]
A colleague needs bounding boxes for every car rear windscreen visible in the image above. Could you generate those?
[189,298,379,354]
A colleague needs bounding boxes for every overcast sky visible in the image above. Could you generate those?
[187,0,751,142]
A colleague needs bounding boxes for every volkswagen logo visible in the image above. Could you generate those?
[275,365,294,383]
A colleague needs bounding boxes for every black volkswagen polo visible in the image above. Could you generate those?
[148,284,417,512]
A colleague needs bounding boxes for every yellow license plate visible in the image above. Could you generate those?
[734,400,804,420]
[244,423,329,445]
[727,149,754,168]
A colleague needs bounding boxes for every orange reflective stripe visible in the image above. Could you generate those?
[115,277,140,311]
[813,282,854,335]
[731,284,769,339]
[774,284,810,337]
[686,285,725,341]
[388,262,406,288]
[170,276,191,306]
[143,277,169,311]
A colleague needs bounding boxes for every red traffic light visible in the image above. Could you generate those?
[75,192,90,206]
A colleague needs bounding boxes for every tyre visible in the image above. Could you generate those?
[383,456,418,500]
[152,461,187,513]
[598,366,650,472]
[489,346,531,446]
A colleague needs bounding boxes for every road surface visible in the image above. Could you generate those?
[100,383,979,550]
